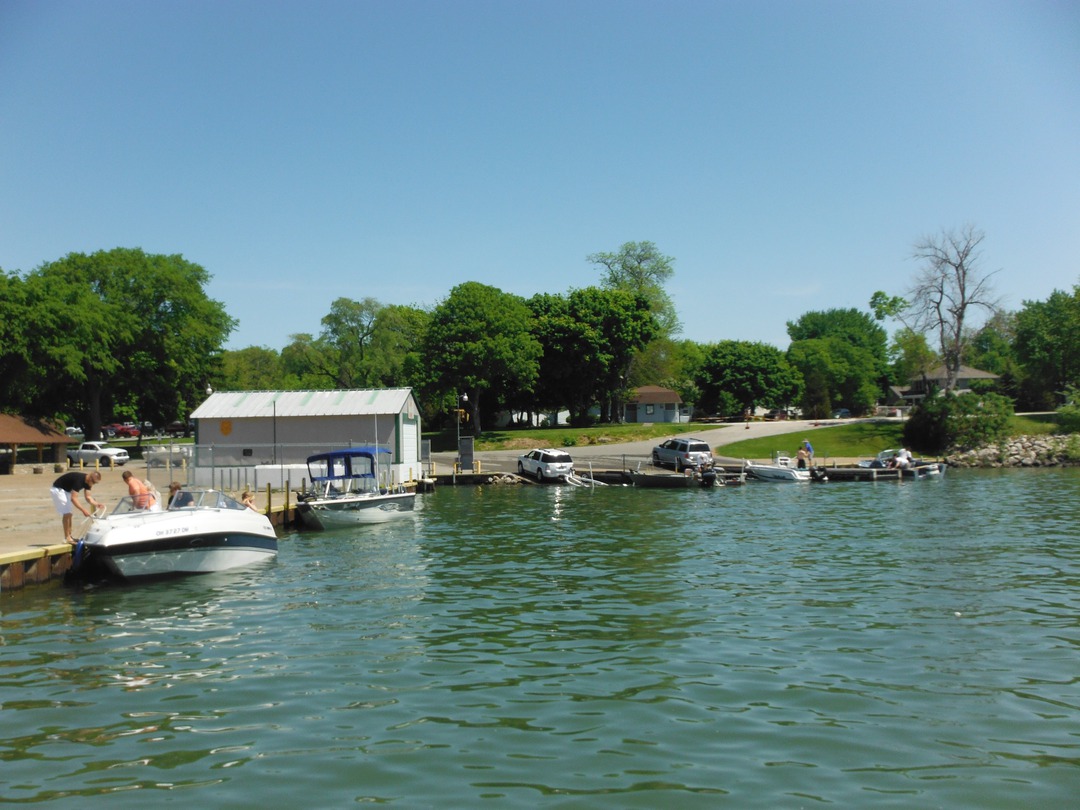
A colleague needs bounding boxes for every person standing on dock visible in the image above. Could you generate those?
[802,439,814,463]
[49,470,104,544]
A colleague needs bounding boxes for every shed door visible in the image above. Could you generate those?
[401,422,418,464]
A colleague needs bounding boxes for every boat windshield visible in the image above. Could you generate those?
[110,496,141,515]
[166,489,247,511]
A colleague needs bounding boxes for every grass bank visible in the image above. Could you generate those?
[713,421,905,462]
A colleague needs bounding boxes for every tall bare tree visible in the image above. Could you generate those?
[909,225,999,391]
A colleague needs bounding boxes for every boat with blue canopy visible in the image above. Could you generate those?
[296,447,416,529]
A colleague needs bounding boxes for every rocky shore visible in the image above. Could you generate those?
[947,434,1080,468]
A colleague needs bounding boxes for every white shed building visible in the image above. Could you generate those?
[189,389,422,489]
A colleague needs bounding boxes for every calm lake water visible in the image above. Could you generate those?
[2,469,1079,808]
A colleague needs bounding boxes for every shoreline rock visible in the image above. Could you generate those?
[946,434,1080,468]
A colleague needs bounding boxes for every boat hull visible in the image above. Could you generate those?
[298,491,416,528]
[628,470,719,488]
[80,497,278,581]
[96,533,277,579]
[744,462,812,482]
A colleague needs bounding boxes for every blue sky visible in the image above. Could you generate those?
[2,0,1077,352]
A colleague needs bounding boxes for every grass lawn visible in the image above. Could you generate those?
[713,421,907,462]
[1009,413,1065,436]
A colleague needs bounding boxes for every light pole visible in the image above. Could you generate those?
[455,392,468,474]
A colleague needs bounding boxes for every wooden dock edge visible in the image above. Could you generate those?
[1,544,78,593]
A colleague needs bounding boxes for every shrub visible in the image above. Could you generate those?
[903,395,951,453]
[1057,387,1080,433]
[903,391,1014,453]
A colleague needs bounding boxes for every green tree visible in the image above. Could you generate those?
[318,296,382,388]
[19,249,234,438]
[786,308,888,367]
[0,271,35,413]
[696,341,800,416]
[786,308,888,415]
[589,241,680,337]
[279,333,337,389]
[220,346,285,390]
[655,339,707,415]
[1014,285,1080,408]
[888,327,939,388]
[421,282,541,435]
[787,337,880,418]
[528,288,658,425]
[964,309,1021,402]
[365,304,429,389]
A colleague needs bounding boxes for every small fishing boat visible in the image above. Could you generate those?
[743,454,825,483]
[859,449,946,478]
[908,461,946,478]
[628,464,720,488]
[70,488,277,582]
[296,447,416,529]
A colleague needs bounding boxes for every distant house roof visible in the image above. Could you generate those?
[191,389,418,420]
[918,365,1000,383]
[627,385,683,405]
[0,414,69,445]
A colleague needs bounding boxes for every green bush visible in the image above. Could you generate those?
[903,394,948,453]
[1059,405,1080,434]
[903,391,1013,453]
[1057,388,1080,433]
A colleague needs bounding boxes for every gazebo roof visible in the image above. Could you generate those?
[0,414,69,446]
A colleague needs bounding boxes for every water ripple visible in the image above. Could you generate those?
[2,469,1078,807]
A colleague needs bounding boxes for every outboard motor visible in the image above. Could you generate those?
[63,540,111,586]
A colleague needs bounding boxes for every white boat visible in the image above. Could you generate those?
[908,461,947,478]
[859,449,946,478]
[144,444,193,468]
[296,447,416,529]
[72,488,277,581]
[743,454,823,483]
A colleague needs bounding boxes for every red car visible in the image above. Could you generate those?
[113,424,141,438]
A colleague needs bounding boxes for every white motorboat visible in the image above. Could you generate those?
[296,447,416,529]
[72,488,277,581]
[743,454,824,483]
[144,444,193,468]
[858,449,946,478]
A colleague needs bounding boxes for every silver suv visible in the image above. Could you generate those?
[652,438,713,470]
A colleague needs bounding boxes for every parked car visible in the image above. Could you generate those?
[652,438,713,470]
[166,420,193,438]
[517,449,574,481]
[67,441,130,467]
[113,424,141,438]
[64,426,83,436]
[765,409,793,420]
[831,408,852,419]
